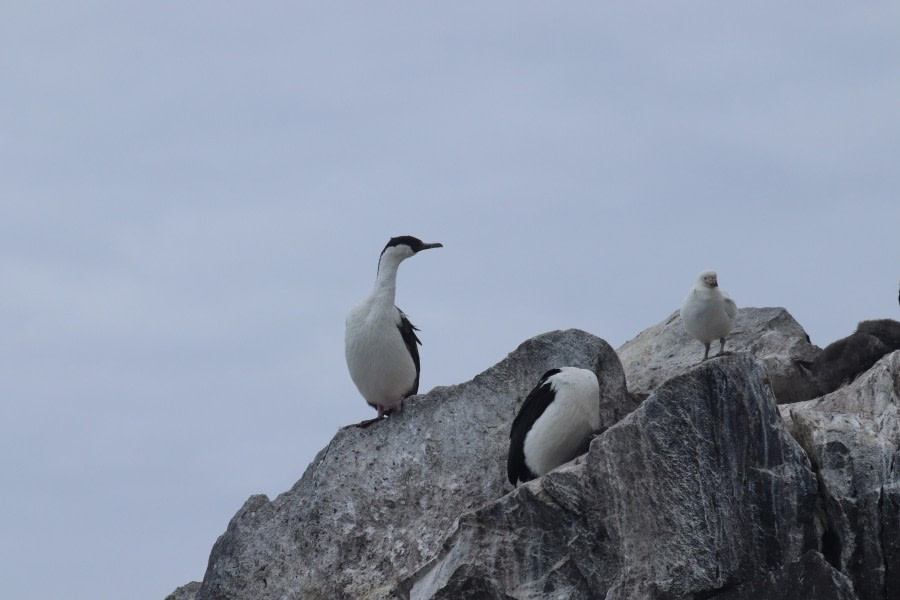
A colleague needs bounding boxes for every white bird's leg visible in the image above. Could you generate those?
[702,342,711,361]
[718,338,727,356]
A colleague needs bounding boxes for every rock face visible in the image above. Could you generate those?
[713,551,856,600]
[617,307,821,404]
[405,355,820,599]
[169,310,900,600]
[192,330,634,600]
[165,582,201,600]
[780,350,900,600]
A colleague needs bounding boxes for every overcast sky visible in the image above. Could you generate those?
[2,3,898,599]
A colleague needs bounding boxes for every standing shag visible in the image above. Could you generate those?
[345,236,442,427]
[507,367,601,486]
[681,270,737,361]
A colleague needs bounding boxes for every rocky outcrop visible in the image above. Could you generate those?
[617,307,821,404]
[780,350,900,600]
[404,355,819,599]
[169,309,900,600]
[192,330,633,600]
[165,582,201,600]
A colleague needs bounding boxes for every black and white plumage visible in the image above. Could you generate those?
[345,236,442,427]
[507,367,601,486]
[681,270,737,361]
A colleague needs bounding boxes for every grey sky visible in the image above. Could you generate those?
[2,3,898,599]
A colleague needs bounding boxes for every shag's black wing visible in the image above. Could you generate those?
[507,368,561,486]
[397,307,422,397]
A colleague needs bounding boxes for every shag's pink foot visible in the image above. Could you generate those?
[354,415,386,428]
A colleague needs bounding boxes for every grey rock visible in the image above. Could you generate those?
[174,312,897,600]
[617,307,821,403]
[404,355,820,599]
[165,582,200,600]
[712,550,856,600]
[192,329,633,600]
[780,350,900,600]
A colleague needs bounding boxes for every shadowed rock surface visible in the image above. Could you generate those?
[781,350,900,600]
[712,550,856,600]
[617,307,821,403]
[191,329,633,600]
[403,355,819,599]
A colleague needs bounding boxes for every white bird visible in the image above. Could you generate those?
[507,367,601,486]
[681,270,737,361]
[345,236,442,427]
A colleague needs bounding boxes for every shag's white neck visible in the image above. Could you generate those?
[370,252,404,305]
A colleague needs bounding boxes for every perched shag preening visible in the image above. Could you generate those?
[804,319,900,395]
[507,367,601,486]
[345,236,442,427]
[681,270,737,361]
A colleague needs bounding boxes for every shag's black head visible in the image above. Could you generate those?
[381,236,443,256]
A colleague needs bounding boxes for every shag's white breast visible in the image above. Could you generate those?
[523,367,600,477]
[345,299,417,410]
